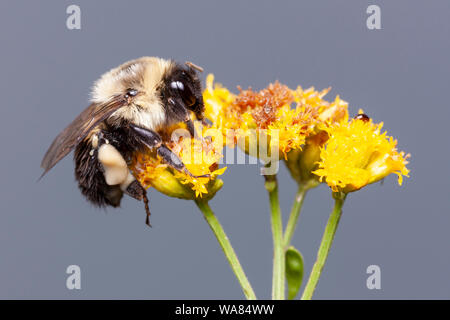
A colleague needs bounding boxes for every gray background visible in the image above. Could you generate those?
[0,0,448,299]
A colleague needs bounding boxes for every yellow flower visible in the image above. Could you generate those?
[131,123,226,200]
[313,114,410,193]
[203,74,237,131]
[284,87,349,184]
[203,74,325,161]
[172,136,227,197]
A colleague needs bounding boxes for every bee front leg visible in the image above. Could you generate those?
[167,97,201,139]
[185,118,198,139]
[156,144,209,179]
[129,124,210,179]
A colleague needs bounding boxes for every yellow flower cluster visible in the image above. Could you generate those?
[204,75,410,193]
[203,74,348,159]
[313,112,410,193]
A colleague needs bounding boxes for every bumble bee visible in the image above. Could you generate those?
[41,57,208,226]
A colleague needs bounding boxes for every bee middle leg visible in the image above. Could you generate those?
[129,124,210,179]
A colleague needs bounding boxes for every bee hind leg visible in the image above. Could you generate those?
[96,131,152,226]
[74,135,125,208]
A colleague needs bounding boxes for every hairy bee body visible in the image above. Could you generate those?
[41,57,206,225]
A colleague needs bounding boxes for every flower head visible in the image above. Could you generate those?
[131,123,226,200]
[203,74,237,133]
[313,113,410,193]
[284,87,349,183]
[204,75,347,163]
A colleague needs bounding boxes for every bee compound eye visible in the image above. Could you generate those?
[170,81,184,91]
[170,81,196,107]
[125,89,138,98]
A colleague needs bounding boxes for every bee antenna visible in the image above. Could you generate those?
[185,61,204,73]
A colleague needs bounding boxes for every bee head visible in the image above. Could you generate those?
[90,57,205,130]
[160,62,205,121]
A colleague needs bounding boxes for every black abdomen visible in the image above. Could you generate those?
[74,138,124,207]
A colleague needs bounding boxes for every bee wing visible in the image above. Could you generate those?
[40,95,128,178]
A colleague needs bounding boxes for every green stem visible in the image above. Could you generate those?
[264,175,285,300]
[301,192,347,300]
[283,185,308,248]
[195,199,257,300]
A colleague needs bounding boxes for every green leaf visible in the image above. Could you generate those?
[285,246,304,300]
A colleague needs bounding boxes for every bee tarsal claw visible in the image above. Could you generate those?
[145,216,152,228]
